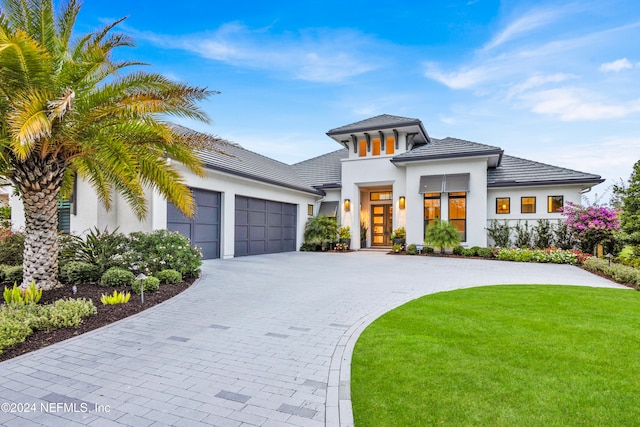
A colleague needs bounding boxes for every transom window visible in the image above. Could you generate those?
[521,197,536,214]
[548,195,564,213]
[370,191,393,201]
[496,197,510,214]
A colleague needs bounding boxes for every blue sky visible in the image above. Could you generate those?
[76,0,640,201]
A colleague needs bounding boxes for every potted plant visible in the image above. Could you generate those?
[360,222,367,248]
[390,227,406,246]
[338,226,351,248]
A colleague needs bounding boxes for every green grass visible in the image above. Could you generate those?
[352,285,640,427]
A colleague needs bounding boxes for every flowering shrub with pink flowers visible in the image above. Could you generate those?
[561,202,620,253]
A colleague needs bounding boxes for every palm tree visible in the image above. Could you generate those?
[425,218,461,254]
[0,0,219,289]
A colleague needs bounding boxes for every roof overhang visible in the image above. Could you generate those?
[202,162,324,196]
[487,178,605,188]
[327,121,430,148]
[392,150,503,167]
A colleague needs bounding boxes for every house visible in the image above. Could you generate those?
[9,114,604,258]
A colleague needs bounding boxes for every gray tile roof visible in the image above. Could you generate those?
[487,155,604,187]
[196,144,323,196]
[292,149,348,189]
[392,137,503,163]
[326,114,423,135]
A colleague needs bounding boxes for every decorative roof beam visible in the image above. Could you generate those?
[393,129,399,149]
[406,132,418,150]
[351,134,358,154]
[379,131,385,151]
[364,132,371,152]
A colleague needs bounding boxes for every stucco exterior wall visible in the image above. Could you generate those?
[404,157,488,247]
[171,164,321,259]
[486,185,586,245]
[10,165,321,258]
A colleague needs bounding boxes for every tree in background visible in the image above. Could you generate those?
[0,0,220,289]
[614,160,640,243]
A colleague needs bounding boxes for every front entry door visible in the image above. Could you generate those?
[371,205,393,246]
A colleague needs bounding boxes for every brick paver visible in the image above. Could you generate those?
[0,252,624,426]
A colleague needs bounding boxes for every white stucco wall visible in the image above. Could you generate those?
[10,166,322,258]
[170,164,322,259]
[485,185,588,245]
[404,157,488,247]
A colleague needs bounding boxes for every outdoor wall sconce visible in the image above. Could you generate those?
[399,196,406,210]
[344,199,351,212]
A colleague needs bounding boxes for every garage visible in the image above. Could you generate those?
[235,195,297,257]
[167,188,221,259]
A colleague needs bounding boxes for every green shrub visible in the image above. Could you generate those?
[124,230,202,277]
[453,245,465,255]
[392,243,403,253]
[425,219,461,254]
[101,290,131,305]
[60,261,101,285]
[43,298,97,329]
[583,258,640,288]
[0,298,96,353]
[132,276,160,295]
[533,219,553,249]
[406,244,418,255]
[461,248,476,257]
[3,265,23,285]
[62,227,128,274]
[424,246,435,254]
[303,216,338,251]
[486,219,511,247]
[0,229,24,266]
[514,221,533,248]
[3,282,41,305]
[477,247,495,258]
[156,269,182,285]
[100,267,134,287]
[497,248,586,264]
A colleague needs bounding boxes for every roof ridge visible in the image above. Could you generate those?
[292,148,348,166]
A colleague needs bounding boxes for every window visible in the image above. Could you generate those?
[307,204,314,216]
[424,193,441,238]
[548,195,564,213]
[496,197,510,214]
[58,200,71,234]
[449,192,466,241]
[358,140,366,157]
[386,136,395,155]
[521,197,536,214]
[372,138,381,156]
[370,191,393,201]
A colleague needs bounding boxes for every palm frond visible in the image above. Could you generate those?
[0,26,52,91]
[7,88,53,158]
[55,0,80,56]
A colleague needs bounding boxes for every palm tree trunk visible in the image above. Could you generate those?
[12,156,65,290]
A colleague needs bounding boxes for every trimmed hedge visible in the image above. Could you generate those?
[100,267,134,287]
[132,276,160,295]
[583,258,640,289]
[61,261,101,285]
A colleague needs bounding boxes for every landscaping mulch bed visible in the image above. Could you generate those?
[0,278,196,362]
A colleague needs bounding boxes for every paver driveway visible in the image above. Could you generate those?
[0,252,624,427]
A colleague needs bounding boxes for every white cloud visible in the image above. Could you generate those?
[423,63,496,89]
[482,8,561,51]
[507,73,576,98]
[520,87,640,121]
[132,24,379,83]
[599,58,633,72]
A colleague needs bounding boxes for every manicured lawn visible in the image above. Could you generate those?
[352,285,640,427]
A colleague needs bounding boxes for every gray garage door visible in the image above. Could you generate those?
[167,188,221,259]
[235,196,297,257]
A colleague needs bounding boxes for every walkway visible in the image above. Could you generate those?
[0,252,624,427]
